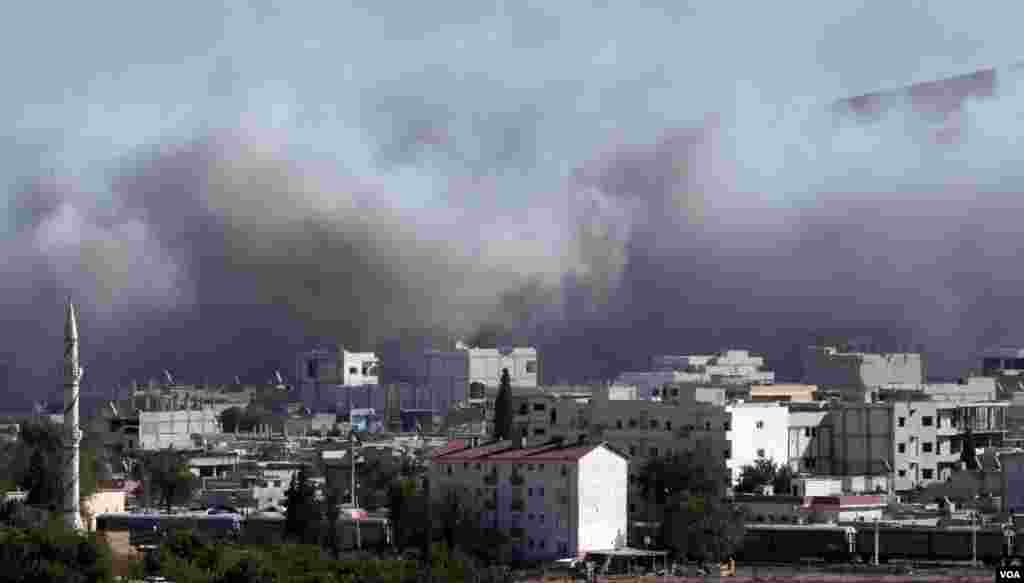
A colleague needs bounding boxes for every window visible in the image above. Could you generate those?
[561,466,568,476]
[518,404,528,415]
[475,463,481,470]
[447,466,452,476]
[922,468,934,480]
[528,488,533,496]
[724,448,731,460]
[650,419,659,429]
[723,421,731,431]
[922,442,933,453]
[671,388,680,397]
[538,487,544,496]
[628,419,638,428]
[804,427,811,437]
[756,421,764,429]
[665,421,672,431]
[629,503,636,513]
[528,513,534,520]
[464,463,469,470]
[349,367,358,375]
[898,469,907,477]
[649,447,659,457]
[533,428,546,436]
[898,443,906,453]
[527,464,534,471]
[757,448,766,458]
[898,417,906,427]
[306,360,318,379]
[704,421,712,430]
[616,420,623,429]
[811,428,817,437]
[526,360,538,373]
[274,480,281,487]
[628,445,637,456]
[533,403,546,412]
[651,388,660,397]
[922,416,934,427]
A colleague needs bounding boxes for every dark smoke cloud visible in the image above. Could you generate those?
[9,57,1024,407]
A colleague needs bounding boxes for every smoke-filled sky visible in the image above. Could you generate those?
[4,2,1024,405]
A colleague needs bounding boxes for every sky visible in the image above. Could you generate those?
[4,2,1024,404]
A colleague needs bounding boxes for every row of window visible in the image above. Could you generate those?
[896,468,935,480]
[614,419,727,432]
[896,440,959,455]
[897,415,935,427]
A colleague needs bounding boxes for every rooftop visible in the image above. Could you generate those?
[432,439,623,463]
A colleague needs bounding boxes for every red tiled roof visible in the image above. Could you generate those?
[428,440,469,459]
[433,441,619,463]
[432,440,517,460]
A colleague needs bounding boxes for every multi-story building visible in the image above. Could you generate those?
[424,343,539,399]
[802,346,923,400]
[749,384,817,402]
[726,402,789,484]
[509,388,593,445]
[787,404,832,473]
[297,347,380,411]
[621,349,775,402]
[429,439,628,561]
[138,409,221,450]
[891,399,1008,490]
[588,383,730,544]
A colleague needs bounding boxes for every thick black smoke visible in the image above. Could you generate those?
[8,66,1024,408]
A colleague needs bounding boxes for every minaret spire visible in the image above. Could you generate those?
[63,299,83,531]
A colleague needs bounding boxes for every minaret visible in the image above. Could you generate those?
[63,300,84,530]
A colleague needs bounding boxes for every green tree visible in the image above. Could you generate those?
[0,524,114,583]
[493,368,513,440]
[283,466,319,543]
[736,458,794,495]
[639,447,745,565]
[143,450,199,513]
[214,555,275,583]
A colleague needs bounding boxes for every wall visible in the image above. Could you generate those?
[829,404,894,476]
[1003,452,1024,514]
[83,490,127,531]
[802,346,923,390]
[139,409,220,450]
[787,409,832,473]
[576,446,628,555]
[726,403,789,483]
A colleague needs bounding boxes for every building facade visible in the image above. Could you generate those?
[138,409,221,450]
[802,346,923,395]
[430,440,628,561]
[726,402,789,483]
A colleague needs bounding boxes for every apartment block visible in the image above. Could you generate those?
[727,402,789,483]
[588,383,730,543]
[802,345,923,398]
[429,440,628,561]
[138,409,221,450]
[510,389,593,445]
[297,347,380,411]
[787,406,832,473]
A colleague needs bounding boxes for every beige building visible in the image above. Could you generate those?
[510,389,593,445]
[430,439,628,561]
[139,409,222,450]
[750,384,817,402]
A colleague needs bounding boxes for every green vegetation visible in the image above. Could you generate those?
[134,449,200,512]
[736,458,794,495]
[0,523,113,583]
[492,369,513,441]
[639,447,746,565]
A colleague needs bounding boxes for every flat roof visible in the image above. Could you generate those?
[583,548,669,557]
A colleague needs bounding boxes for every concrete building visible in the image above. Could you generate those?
[297,347,379,412]
[1001,450,1024,515]
[749,384,817,402]
[425,343,539,398]
[509,389,593,446]
[138,409,221,450]
[726,402,789,483]
[589,383,730,543]
[622,350,775,402]
[429,440,629,561]
[824,403,895,477]
[787,406,832,473]
[891,400,1008,490]
[802,346,924,397]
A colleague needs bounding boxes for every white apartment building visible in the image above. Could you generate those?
[425,343,538,395]
[726,402,789,484]
[620,350,775,401]
[430,440,628,561]
[787,406,832,473]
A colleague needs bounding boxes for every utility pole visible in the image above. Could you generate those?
[873,517,880,565]
[350,431,361,550]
